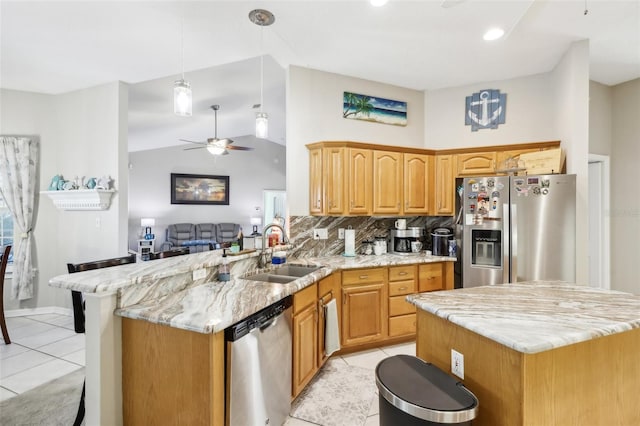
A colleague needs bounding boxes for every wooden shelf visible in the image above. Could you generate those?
[41,189,115,210]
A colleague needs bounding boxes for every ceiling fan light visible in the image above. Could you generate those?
[206,145,226,156]
[256,112,269,139]
[370,0,389,6]
[174,79,192,116]
[483,27,505,41]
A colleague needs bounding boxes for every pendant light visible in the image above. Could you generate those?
[249,9,275,139]
[174,4,192,117]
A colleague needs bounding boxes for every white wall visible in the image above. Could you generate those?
[287,66,425,215]
[424,72,558,149]
[551,40,590,285]
[1,83,128,311]
[611,78,640,294]
[128,136,285,249]
[589,81,613,156]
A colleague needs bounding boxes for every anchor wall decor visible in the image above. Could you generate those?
[465,89,506,131]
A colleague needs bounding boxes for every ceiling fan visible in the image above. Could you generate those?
[180,105,254,156]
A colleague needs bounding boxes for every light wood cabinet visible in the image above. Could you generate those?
[388,265,417,337]
[373,150,403,215]
[495,148,542,174]
[308,147,323,215]
[122,319,225,426]
[434,154,455,216]
[419,262,454,292]
[341,268,388,347]
[292,283,319,398]
[347,148,373,215]
[403,153,432,215]
[324,147,346,215]
[456,151,497,176]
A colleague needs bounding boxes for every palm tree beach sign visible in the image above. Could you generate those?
[343,92,407,126]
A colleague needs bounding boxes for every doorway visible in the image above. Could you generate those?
[588,154,610,289]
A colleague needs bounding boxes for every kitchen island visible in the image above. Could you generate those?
[407,281,640,426]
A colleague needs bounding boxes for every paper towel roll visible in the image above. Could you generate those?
[344,229,356,257]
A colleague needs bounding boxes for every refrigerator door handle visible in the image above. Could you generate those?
[509,202,516,283]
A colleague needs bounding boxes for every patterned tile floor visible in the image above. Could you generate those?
[0,313,415,425]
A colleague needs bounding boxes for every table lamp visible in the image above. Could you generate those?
[250,217,262,235]
[141,218,155,240]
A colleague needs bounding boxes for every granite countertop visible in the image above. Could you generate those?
[113,252,455,334]
[407,281,640,354]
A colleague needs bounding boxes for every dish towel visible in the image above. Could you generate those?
[324,299,341,356]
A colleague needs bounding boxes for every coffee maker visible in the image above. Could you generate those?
[388,228,423,255]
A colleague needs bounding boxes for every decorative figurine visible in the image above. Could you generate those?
[83,177,97,189]
[48,175,62,191]
[95,175,112,190]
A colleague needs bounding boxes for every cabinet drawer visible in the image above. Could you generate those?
[342,268,385,285]
[419,264,444,292]
[389,313,416,337]
[389,280,415,297]
[389,295,416,316]
[293,283,317,314]
[389,265,415,282]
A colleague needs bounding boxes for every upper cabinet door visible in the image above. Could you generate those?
[373,150,403,215]
[434,154,454,216]
[403,153,431,215]
[347,148,373,215]
[323,147,346,215]
[309,147,323,215]
[456,152,497,176]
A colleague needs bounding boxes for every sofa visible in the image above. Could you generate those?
[161,222,241,253]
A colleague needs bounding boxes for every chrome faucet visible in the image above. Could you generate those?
[258,224,289,268]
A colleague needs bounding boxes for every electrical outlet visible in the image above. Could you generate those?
[451,349,464,379]
[192,268,207,281]
[338,228,345,239]
[314,228,328,240]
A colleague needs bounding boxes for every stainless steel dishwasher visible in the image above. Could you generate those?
[225,296,293,426]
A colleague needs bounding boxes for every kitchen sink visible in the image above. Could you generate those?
[244,265,322,283]
[270,265,322,277]
[246,273,297,284]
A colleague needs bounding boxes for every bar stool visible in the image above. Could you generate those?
[1,245,12,344]
[66,253,136,426]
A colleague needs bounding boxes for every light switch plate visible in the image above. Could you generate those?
[338,228,345,239]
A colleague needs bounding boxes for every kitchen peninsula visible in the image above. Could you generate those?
[49,249,454,425]
[407,282,640,426]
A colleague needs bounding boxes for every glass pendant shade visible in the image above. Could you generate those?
[256,112,268,139]
[206,145,226,156]
[174,79,192,116]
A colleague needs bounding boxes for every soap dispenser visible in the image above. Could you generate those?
[218,249,231,282]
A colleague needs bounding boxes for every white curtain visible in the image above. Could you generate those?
[0,136,39,300]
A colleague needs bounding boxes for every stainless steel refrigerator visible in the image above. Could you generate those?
[462,174,576,287]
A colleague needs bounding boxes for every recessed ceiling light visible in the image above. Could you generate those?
[370,0,389,7]
[483,27,505,41]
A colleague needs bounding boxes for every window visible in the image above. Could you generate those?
[0,193,13,274]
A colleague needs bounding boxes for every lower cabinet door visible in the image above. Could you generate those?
[292,304,318,398]
[389,313,417,337]
[342,282,387,347]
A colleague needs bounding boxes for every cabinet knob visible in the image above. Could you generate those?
[399,271,407,276]
[359,275,368,279]
[399,286,408,291]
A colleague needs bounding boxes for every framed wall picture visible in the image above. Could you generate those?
[170,173,230,205]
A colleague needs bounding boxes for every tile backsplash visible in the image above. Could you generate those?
[288,216,454,258]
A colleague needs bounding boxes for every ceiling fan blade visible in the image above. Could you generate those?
[183,146,207,151]
[226,145,254,151]
[180,139,207,145]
